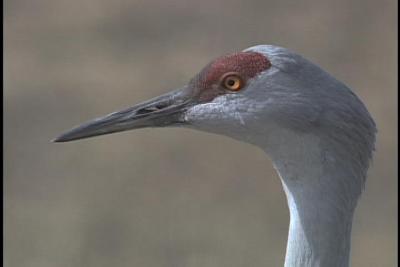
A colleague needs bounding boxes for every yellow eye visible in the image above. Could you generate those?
[222,73,243,91]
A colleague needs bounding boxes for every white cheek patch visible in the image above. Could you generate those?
[236,112,246,125]
[185,102,226,124]
[185,95,250,128]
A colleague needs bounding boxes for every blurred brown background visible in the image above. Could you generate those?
[4,0,397,266]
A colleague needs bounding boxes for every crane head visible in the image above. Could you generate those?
[54,45,376,170]
[54,47,274,142]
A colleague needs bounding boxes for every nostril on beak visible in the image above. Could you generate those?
[136,107,158,115]
[136,103,169,115]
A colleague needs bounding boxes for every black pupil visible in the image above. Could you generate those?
[227,79,236,87]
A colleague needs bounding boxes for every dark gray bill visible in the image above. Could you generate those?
[53,87,193,142]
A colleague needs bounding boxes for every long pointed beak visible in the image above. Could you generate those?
[53,87,192,142]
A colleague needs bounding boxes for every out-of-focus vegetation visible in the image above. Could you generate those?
[5,0,397,266]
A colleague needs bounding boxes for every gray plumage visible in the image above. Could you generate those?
[55,45,377,267]
[247,45,376,195]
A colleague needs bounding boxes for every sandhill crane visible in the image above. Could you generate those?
[54,45,376,267]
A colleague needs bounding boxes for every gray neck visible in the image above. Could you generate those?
[262,130,361,267]
[188,110,370,266]
[280,173,355,267]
